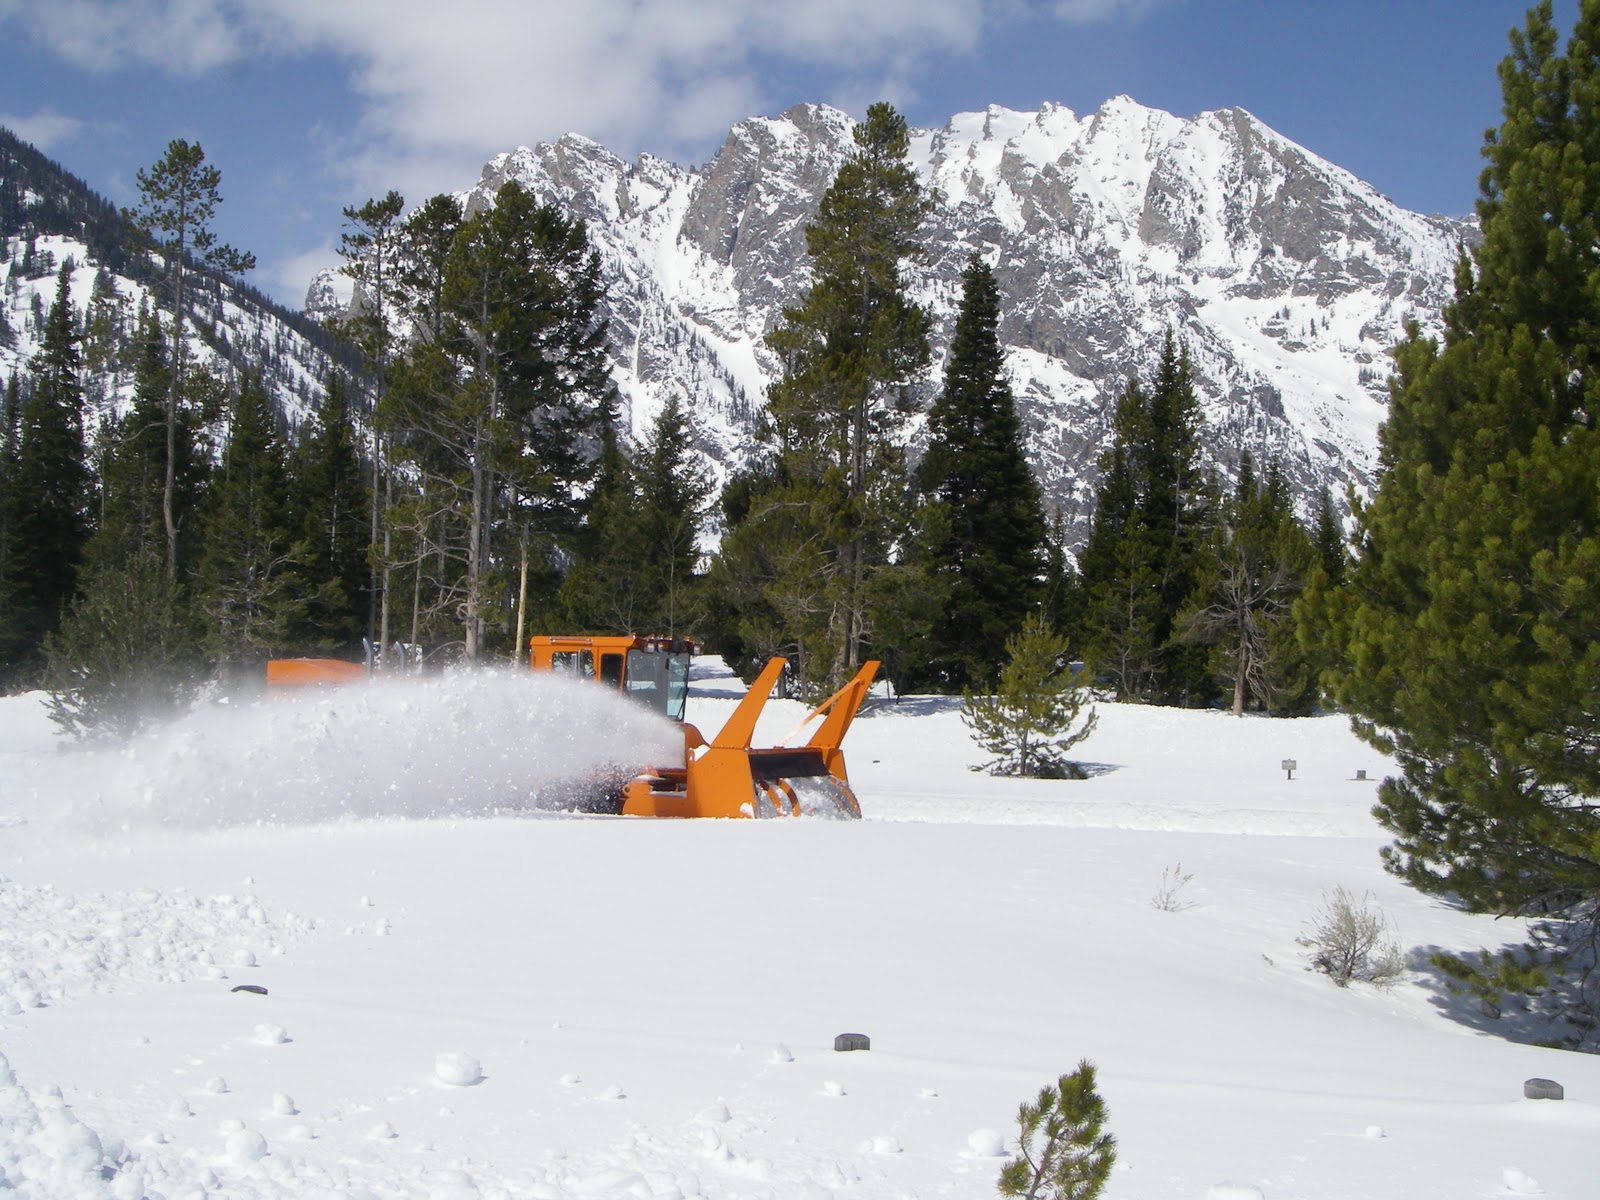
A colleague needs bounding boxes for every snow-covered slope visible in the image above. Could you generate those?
[0,229,338,441]
[2,666,1596,1199]
[433,98,1469,537]
[0,122,341,443]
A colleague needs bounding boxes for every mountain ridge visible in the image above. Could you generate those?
[376,96,1470,539]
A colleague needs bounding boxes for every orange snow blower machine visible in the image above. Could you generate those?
[526,636,877,819]
[265,637,878,819]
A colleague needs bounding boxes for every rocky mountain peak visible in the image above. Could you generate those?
[423,97,1471,542]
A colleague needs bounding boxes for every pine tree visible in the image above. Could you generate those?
[915,254,1047,689]
[997,1061,1116,1200]
[383,182,611,661]
[1076,332,1212,704]
[124,139,255,581]
[292,371,370,654]
[0,373,22,675]
[556,410,650,634]
[195,372,298,668]
[82,310,204,575]
[1180,453,1314,716]
[44,545,199,740]
[635,394,712,635]
[961,614,1097,779]
[49,313,203,727]
[753,102,933,687]
[334,190,405,653]
[1330,0,1600,1038]
[1310,485,1347,588]
[1,264,91,686]
[705,455,837,687]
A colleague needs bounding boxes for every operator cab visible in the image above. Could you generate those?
[528,635,694,722]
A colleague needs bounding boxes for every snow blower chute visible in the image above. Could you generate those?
[525,636,876,819]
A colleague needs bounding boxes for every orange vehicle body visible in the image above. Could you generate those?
[526,636,877,819]
[264,657,369,688]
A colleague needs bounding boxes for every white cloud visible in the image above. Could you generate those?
[2,0,1172,210]
[2,0,243,74]
[0,110,87,151]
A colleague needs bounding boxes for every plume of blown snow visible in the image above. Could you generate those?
[22,670,684,832]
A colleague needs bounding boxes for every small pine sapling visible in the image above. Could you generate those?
[962,614,1097,778]
[998,1060,1116,1200]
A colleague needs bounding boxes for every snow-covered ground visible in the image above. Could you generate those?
[1,660,1596,1199]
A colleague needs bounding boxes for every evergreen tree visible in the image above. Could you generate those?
[1,264,90,686]
[705,455,837,687]
[124,139,255,580]
[556,410,650,633]
[998,1061,1116,1200]
[49,313,204,726]
[0,373,22,665]
[1329,0,1600,1038]
[194,372,298,668]
[1180,453,1315,716]
[634,394,712,635]
[744,102,933,688]
[292,371,370,654]
[334,190,405,652]
[1310,485,1348,588]
[81,310,203,575]
[961,614,1097,779]
[383,182,611,661]
[914,254,1047,689]
[861,497,952,696]
[1076,332,1212,704]
[44,546,199,740]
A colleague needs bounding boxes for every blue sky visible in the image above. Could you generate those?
[0,0,1570,307]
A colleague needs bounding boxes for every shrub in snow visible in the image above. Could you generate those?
[434,1052,482,1086]
[998,1059,1116,1200]
[43,547,203,742]
[1302,887,1403,987]
[962,616,1097,779]
[1150,863,1195,912]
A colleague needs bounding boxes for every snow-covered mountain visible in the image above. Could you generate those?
[361,97,1468,538]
